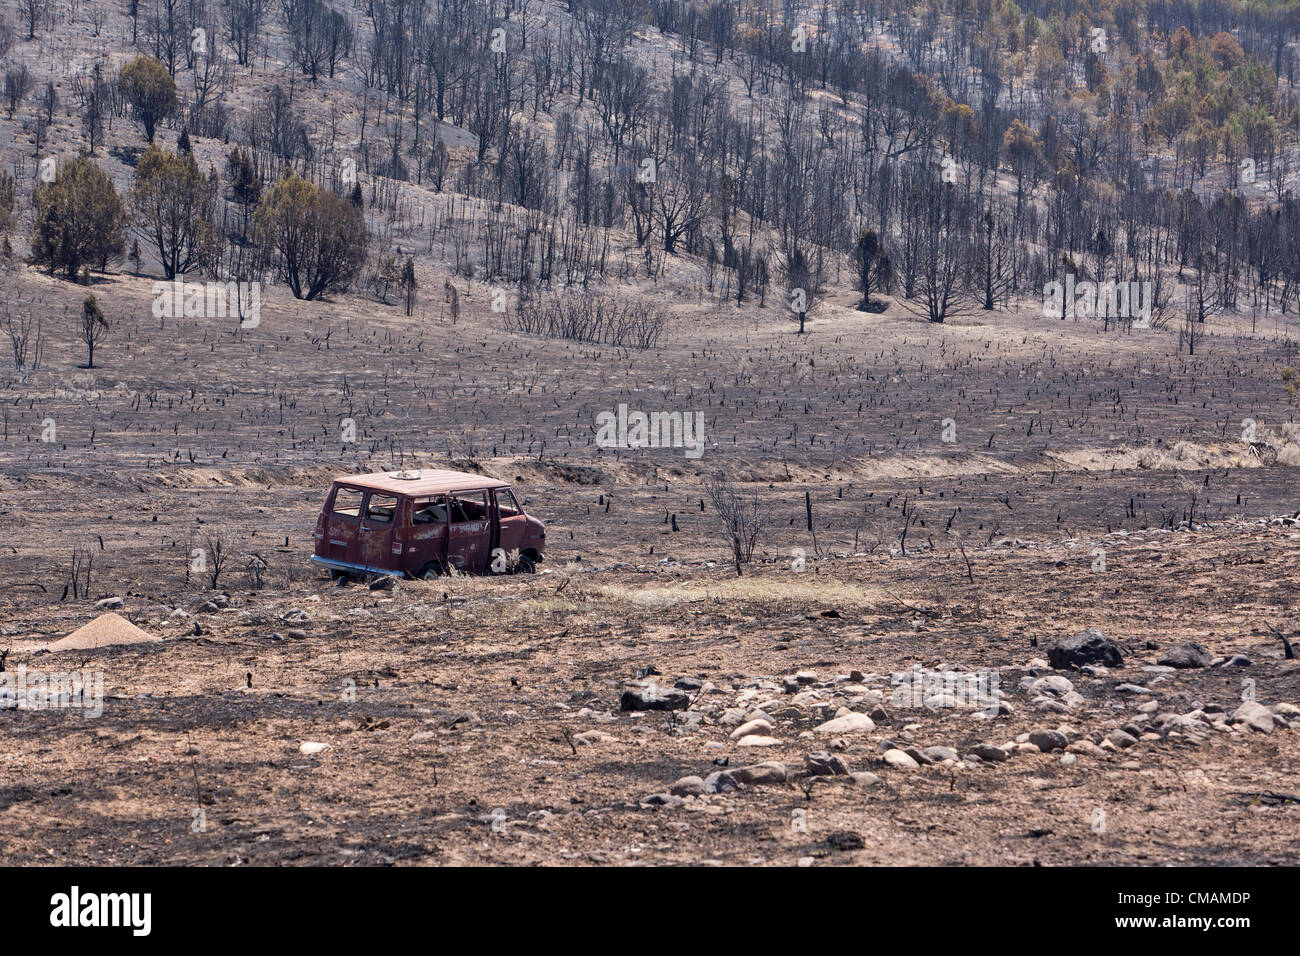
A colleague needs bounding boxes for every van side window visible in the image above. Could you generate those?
[450,491,487,523]
[333,487,364,517]
[496,490,522,516]
[365,494,398,523]
[412,496,449,524]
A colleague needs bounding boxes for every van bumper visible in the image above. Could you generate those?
[309,555,404,577]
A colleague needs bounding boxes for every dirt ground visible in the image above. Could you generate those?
[1,265,1298,867]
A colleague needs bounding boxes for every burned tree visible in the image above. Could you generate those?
[79,294,109,369]
[704,477,764,577]
[853,227,892,312]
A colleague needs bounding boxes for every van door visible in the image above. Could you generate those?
[325,486,366,566]
[358,491,400,572]
[408,495,450,574]
[448,490,490,573]
[493,488,527,565]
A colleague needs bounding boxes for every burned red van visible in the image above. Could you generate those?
[311,470,545,579]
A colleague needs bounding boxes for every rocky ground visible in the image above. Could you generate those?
[1,250,1298,867]
[1,517,1297,866]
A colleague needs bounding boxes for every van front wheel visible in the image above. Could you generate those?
[515,554,536,574]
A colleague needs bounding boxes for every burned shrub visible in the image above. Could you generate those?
[507,291,666,349]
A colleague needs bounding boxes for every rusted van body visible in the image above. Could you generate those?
[311,470,545,578]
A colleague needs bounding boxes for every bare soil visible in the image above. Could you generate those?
[1,266,1297,866]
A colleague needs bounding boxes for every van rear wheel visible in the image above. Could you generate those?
[415,561,444,580]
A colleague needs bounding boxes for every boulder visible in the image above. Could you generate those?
[805,751,851,776]
[882,748,919,771]
[1232,701,1275,733]
[1028,729,1069,752]
[619,684,689,712]
[1157,643,1213,669]
[813,712,876,735]
[1047,628,1123,669]
[669,775,706,796]
[730,762,787,786]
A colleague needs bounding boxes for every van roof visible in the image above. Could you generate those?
[335,469,510,496]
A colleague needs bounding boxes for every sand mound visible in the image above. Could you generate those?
[47,612,160,651]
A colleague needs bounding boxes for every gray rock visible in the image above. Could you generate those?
[814,711,876,735]
[718,708,747,726]
[735,735,782,747]
[668,711,703,734]
[619,684,689,712]
[971,744,1009,762]
[1047,628,1123,669]
[730,717,774,739]
[1231,701,1274,733]
[640,792,683,808]
[1106,729,1138,749]
[805,751,851,776]
[1222,654,1252,667]
[1026,675,1074,697]
[703,771,740,793]
[882,748,920,770]
[669,775,706,796]
[1157,643,1213,668]
[730,762,787,786]
[850,771,881,788]
[1028,729,1069,752]
[921,745,959,763]
[1066,740,1108,758]
[903,746,932,765]
[94,596,124,610]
